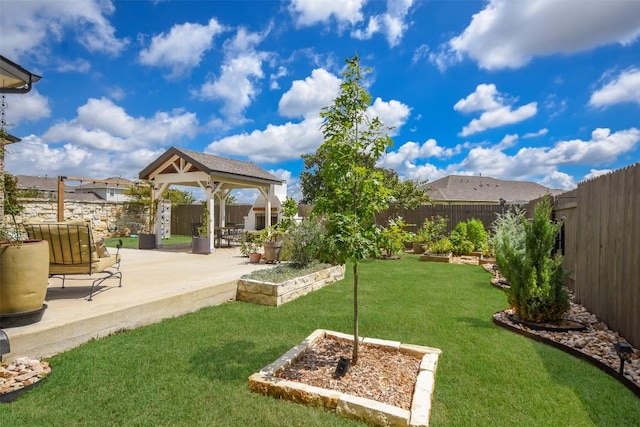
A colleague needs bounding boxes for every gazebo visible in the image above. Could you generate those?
[139,147,283,252]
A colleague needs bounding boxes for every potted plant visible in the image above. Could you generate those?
[260,224,284,264]
[124,181,157,249]
[191,201,211,254]
[0,173,50,327]
[260,197,298,264]
[240,231,262,263]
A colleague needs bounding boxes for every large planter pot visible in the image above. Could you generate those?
[191,236,211,254]
[0,240,49,327]
[262,240,283,264]
[412,242,425,254]
[138,233,157,250]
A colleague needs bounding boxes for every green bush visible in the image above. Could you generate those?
[491,208,526,282]
[466,218,489,251]
[415,215,448,246]
[450,218,488,255]
[450,222,472,255]
[492,196,569,323]
[428,237,454,254]
[378,216,414,257]
[281,218,325,268]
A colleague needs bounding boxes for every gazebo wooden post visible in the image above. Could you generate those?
[57,176,66,221]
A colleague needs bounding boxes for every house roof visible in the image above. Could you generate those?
[0,55,42,94]
[420,175,565,204]
[16,175,60,192]
[139,146,282,185]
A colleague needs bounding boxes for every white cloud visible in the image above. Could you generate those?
[455,127,639,188]
[402,162,449,183]
[352,0,415,47]
[196,27,269,125]
[378,138,462,174]
[367,98,411,135]
[0,0,128,60]
[539,171,576,190]
[269,66,289,90]
[205,116,324,163]
[589,68,640,108]
[453,83,504,113]
[55,58,91,73]
[289,0,365,27]
[523,128,548,139]
[455,84,537,136]
[583,168,613,181]
[412,44,430,64]
[460,104,537,137]
[278,69,341,119]
[5,135,166,180]
[544,128,640,165]
[0,90,51,126]
[439,0,640,70]
[139,18,225,79]
[41,97,198,152]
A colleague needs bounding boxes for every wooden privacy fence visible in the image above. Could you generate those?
[383,203,502,233]
[527,163,639,348]
[300,203,503,233]
[171,204,252,235]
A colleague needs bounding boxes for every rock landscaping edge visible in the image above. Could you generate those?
[248,329,442,427]
[236,265,345,306]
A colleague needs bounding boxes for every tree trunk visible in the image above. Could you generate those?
[352,261,359,364]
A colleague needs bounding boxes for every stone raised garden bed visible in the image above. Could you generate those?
[236,265,345,306]
[419,253,452,263]
[248,329,442,426]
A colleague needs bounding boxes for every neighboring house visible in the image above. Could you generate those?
[15,175,60,198]
[74,177,134,202]
[419,175,565,205]
[16,175,134,202]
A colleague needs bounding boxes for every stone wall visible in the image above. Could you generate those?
[3,199,136,239]
[237,265,345,306]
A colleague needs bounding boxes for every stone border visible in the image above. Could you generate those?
[248,329,442,427]
[419,253,452,263]
[236,265,345,306]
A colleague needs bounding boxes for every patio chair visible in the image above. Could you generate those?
[23,222,123,301]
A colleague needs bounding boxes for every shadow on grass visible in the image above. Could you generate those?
[534,339,640,425]
[455,316,496,330]
[188,339,290,382]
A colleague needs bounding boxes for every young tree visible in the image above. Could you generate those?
[310,55,393,363]
[492,196,569,323]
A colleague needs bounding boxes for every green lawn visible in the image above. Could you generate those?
[104,234,193,249]
[2,256,638,426]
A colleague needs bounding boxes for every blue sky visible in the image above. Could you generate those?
[1,0,639,202]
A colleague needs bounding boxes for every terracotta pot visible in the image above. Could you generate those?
[248,252,262,263]
[0,240,49,320]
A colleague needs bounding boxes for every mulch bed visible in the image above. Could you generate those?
[277,336,421,409]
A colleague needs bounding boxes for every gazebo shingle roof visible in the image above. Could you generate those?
[139,147,282,185]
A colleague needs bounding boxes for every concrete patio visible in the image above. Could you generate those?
[2,245,272,361]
